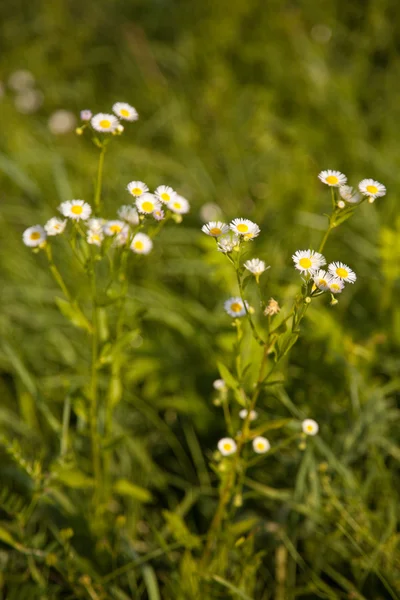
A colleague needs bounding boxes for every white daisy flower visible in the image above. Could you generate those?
[155,185,177,204]
[318,170,347,187]
[118,205,140,225]
[59,200,92,221]
[87,218,105,232]
[44,217,67,236]
[217,437,237,456]
[103,220,126,236]
[312,269,332,291]
[224,297,247,318]
[136,193,161,215]
[87,230,104,246]
[80,109,92,121]
[230,218,260,240]
[153,208,165,221]
[239,409,258,421]
[302,419,319,436]
[130,233,153,255]
[358,179,386,202]
[339,185,361,204]
[328,277,345,294]
[328,262,356,283]
[127,181,149,197]
[292,250,326,274]
[23,225,46,247]
[112,102,138,122]
[213,379,226,390]
[91,113,119,133]
[244,258,268,276]
[202,221,230,237]
[217,234,239,253]
[113,227,130,247]
[252,436,271,454]
[167,194,190,214]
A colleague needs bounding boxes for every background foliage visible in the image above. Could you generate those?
[0,0,399,598]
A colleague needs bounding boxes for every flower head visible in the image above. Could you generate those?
[224,297,247,318]
[328,277,345,294]
[312,269,332,291]
[91,113,119,133]
[155,185,177,204]
[136,193,161,215]
[103,220,126,236]
[302,419,319,436]
[328,262,356,283]
[244,258,268,276]
[130,232,153,255]
[213,379,226,391]
[59,200,92,221]
[339,185,361,204]
[118,205,140,225]
[112,102,138,122]
[264,298,280,316]
[23,225,46,247]
[292,250,326,274]
[217,234,239,253]
[239,409,258,421]
[127,181,149,197]
[44,217,67,236]
[217,437,237,456]
[87,230,104,246]
[153,208,165,221]
[358,179,386,203]
[318,170,347,187]
[230,218,260,240]
[80,109,92,121]
[202,221,229,237]
[167,194,190,214]
[252,436,271,454]
[87,218,105,232]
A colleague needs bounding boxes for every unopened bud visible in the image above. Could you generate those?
[337,200,345,209]
[305,296,311,304]
[75,127,84,135]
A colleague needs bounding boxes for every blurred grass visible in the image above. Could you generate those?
[0,0,399,597]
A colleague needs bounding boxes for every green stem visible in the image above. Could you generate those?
[89,257,101,497]
[94,145,106,214]
[318,224,333,253]
[236,269,265,346]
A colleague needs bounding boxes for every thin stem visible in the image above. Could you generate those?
[318,224,333,253]
[61,395,71,457]
[94,145,106,214]
[236,269,265,346]
[89,255,101,497]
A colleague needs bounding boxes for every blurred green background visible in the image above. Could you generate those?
[0,0,399,598]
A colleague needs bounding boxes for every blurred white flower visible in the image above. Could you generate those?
[218,437,237,456]
[167,194,190,214]
[200,202,222,223]
[14,89,43,114]
[127,181,149,197]
[48,110,76,135]
[153,208,165,221]
[103,220,126,236]
[358,179,386,203]
[202,221,229,237]
[131,233,153,255]
[252,436,270,454]
[44,217,67,236]
[112,102,138,122]
[244,258,268,276]
[328,277,345,294]
[328,262,356,283]
[213,379,226,390]
[155,185,177,204]
[118,205,140,225]
[217,233,239,253]
[339,185,361,204]
[230,218,260,240]
[87,230,104,246]
[80,109,92,121]
[292,249,326,274]
[318,170,347,187]
[302,419,319,436]
[59,200,92,221]
[8,69,35,91]
[312,269,332,291]
[239,409,258,421]
[224,297,247,318]
[22,225,46,247]
[136,193,161,214]
[87,218,105,232]
[91,113,119,133]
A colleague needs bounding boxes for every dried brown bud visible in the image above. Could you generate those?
[264,298,280,316]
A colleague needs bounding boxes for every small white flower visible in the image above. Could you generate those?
[153,208,165,221]
[103,220,126,236]
[167,194,190,214]
[312,269,332,291]
[337,200,346,209]
[87,218,105,232]
[358,179,386,202]
[230,218,260,240]
[91,113,119,133]
[339,185,361,204]
[112,102,138,122]
[244,258,268,276]
[252,436,271,454]
[328,262,356,283]
[292,250,326,274]
[328,277,345,294]
[213,379,226,390]
[80,109,92,121]
[127,181,149,197]
[217,234,239,253]
[224,297,247,318]
[59,200,92,221]
[131,232,153,255]
[318,170,347,187]
[202,221,230,237]
[155,185,177,204]
[239,409,258,421]
[218,437,237,456]
[44,217,67,236]
[302,419,319,436]
[87,230,104,246]
[118,205,140,225]
[23,225,46,247]
[114,227,130,247]
[136,193,161,214]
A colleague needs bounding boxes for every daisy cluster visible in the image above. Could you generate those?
[76,102,139,136]
[22,182,189,254]
[318,169,386,205]
[292,250,356,298]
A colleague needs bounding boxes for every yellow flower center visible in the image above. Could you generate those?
[161,192,170,201]
[231,302,242,313]
[299,257,312,269]
[307,425,314,432]
[336,267,348,278]
[330,284,340,292]
[256,442,265,451]
[326,175,338,184]
[319,279,327,287]
[237,223,249,233]
[366,185,378,194]
[120,109,130,117]
[109,225,122,233]
[173,202,181,210]
[142,201,154,212]
[30,231,41,240]
[134,241,144,250]
[99,119,111,129]
[92,234,101,243]
[223,443,232,452]
[71,205,83,215]
[132,187,142,195]
[210,227,221,235]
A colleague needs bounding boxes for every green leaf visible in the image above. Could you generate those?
[211,575,254,599]
[0,526,24,551]
[252,418,293,436]
[217,361,239,389]
[142,565,161,600]
[276,331,299,359]
[56,469,95,489]
[114,479,153,503]
[162,510,201,549]
[55,297,92,332]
